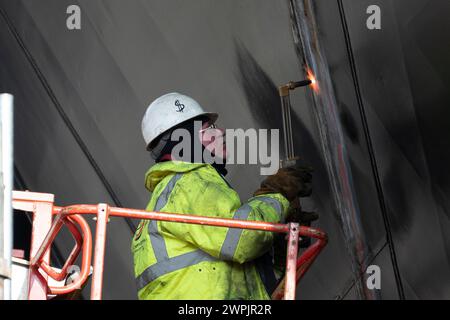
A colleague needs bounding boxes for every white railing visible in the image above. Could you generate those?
[0,93,14,300]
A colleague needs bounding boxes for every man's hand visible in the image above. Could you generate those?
[254,164,318,254]
[253,165,313,201]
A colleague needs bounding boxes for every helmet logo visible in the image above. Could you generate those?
[175,100,185,113]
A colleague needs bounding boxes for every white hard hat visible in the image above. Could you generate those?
[142,92,218,150]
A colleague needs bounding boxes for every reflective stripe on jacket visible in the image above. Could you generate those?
[131,161,289,300]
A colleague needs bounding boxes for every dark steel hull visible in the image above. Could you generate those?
[1,0,449,299]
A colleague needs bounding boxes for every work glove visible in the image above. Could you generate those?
[255,165,318,275]
[253,165,313,202]
[254,165,319,289]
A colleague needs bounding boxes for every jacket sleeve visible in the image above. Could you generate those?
[157,171,290,264]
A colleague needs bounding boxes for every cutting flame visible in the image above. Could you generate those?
[307,68,318,92]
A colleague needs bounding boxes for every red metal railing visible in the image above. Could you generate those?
[12,190,328,300]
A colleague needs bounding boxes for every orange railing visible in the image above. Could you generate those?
[12,190,327,300]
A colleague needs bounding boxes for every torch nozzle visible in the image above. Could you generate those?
[289,79,312,89]
[279,79,313,97]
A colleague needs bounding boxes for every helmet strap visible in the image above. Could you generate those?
[150,131,172,160]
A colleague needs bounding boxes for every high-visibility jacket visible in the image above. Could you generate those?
[131,161,289,300]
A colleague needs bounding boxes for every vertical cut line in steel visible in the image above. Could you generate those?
[336,0,405,300]
[289,0,376,299]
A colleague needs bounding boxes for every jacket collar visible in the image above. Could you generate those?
[144,161,208,192]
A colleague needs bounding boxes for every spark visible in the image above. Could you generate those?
[307,68,318,92]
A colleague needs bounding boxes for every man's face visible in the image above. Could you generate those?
[198,120,227,161]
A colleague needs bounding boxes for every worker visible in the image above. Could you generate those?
[132,92,314,300]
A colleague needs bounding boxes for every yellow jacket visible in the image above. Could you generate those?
[132,161,289,299]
